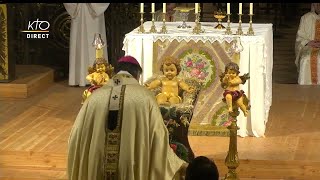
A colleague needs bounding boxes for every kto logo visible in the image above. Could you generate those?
[21,19,50,39]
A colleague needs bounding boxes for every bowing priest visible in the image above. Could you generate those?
[64,3,110,86]
[295,3,320,85]
[67,55,188,180]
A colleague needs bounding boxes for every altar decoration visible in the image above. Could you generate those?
[123,21,273,137]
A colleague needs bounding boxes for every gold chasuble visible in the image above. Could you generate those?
[310,20,320,84]
[67,71,185,180]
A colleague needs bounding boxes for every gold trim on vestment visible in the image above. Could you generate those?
[310,20,320,84]
[104,85,126,180]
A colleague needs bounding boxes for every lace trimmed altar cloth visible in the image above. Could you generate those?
[122,21,273,138]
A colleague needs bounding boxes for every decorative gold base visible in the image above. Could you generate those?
[215,23,225,29]
[149,24,157,33]
[160,25,167,34]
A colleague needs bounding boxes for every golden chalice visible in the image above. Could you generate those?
[214,10,226,29]
[174,7,195,28]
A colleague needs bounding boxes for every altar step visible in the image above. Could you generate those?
[0,65,54,98]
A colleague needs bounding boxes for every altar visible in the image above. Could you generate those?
[122,21,273,138]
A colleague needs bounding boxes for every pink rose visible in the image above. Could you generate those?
[190,68,201,77]
[198,72,207,80]
[186,60,193,67]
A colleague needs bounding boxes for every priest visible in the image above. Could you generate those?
[295,3,320,85]
[67,55,187,180]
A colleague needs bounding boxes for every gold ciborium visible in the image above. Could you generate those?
[214,9,226,29]
[174,7,194,28]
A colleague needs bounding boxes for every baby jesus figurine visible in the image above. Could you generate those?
[219,62,250,117]
[145,56,195,106]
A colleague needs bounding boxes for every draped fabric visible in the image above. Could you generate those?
[67,71,185,180]
[295,11,320,85]
[64,3,110,86]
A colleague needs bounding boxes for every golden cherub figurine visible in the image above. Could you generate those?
[82,58,113,104]
[145,56,195,106]
[220,62,250,117]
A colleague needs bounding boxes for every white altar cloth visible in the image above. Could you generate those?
[122,21,273,137]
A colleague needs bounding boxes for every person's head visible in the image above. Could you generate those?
[116,56,142,80]
[93,58,108,73]
[160,56,181,80]
[225,62,240,79]
[185,156,219,180]
[311,3,320,14]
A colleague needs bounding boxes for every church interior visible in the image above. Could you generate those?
[1,3,320,180]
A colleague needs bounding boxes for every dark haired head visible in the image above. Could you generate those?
[185,156,219,180]
[225,62,240,74]
[115,56,143,80]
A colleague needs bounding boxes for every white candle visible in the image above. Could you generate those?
[140,3,144,13]
[163,3,166,13]
[151,3,155,13]
[239,3,242,14]
[227,3,230,14]
[249,3,253,14]
[195,3,199,14]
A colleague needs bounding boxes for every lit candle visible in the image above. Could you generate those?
[239,3,242,14]
[151,3,155,13]
[163,3,166,13]
[140,3,144,13]
[249,3,253,14]
[195,3,199,14]
[227,3,230,14]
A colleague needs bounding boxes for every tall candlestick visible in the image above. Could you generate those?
[151,3,155,13]
[140,3,144,13]
[249,3,253,14]
[195,3,199,14]
[227,3,230,14]
[163,3,166,13]
[239,3,242,14]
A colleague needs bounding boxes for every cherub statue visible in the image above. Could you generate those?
[219,62,250,117]
[145,56,195,106]
[82,58,113,103]
[86,58,110,86]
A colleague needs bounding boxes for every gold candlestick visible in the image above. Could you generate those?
[138,12,145,33]
[236,14,243,35]
[149,12,157,33]
[192,13,204,34]
[247,14,254,36]
[225,14,232,35]
[192,13,200,34]
[160,12,168,34]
